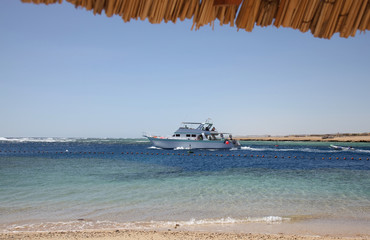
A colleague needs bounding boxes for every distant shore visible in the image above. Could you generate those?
[1,230,369,240]
[235,133,370,142]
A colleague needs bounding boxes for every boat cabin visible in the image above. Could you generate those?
[171,122,232,141]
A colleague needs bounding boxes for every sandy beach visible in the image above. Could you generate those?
[2,220,370,240]
[1,230,369,240]
[236,133,370,142]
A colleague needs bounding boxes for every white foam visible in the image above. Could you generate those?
[240,146,271,151]
[240,146,303,152]
[174,146,191,150]
[239,146,347,154]
[2,216,290,233]
[148,146,162,150]
[356,149,370,154]
[149,216,289,228]
[247,216,288,223]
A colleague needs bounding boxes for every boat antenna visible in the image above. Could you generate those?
[206,118,212,123]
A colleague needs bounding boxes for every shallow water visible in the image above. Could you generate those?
[0,138,369,234]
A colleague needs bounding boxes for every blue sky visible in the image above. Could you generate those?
[0,1,369,138]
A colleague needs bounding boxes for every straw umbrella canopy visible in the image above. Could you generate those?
[21,0,370,39]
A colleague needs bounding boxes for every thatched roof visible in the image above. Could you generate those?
[21,0,369,39]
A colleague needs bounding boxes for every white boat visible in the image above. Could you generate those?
[144,119,240,149]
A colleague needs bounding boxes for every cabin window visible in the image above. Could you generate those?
[186,134,190,137]
[192,134,196,137]
[175,134,180,137]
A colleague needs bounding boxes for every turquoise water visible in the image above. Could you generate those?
[0,138,369,233]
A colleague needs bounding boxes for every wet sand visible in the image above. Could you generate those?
[2,220,370,240]
[1,230,369,240]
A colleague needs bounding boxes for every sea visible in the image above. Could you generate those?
[0,137,369,236]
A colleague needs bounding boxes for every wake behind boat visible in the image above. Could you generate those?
[330,144,355,151]
[144,119,240,149]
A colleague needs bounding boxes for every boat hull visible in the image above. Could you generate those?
[147,137,239,149]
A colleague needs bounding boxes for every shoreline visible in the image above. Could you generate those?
[1,229,369,240]
[2,218,370,239]
[235,134,370,143]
